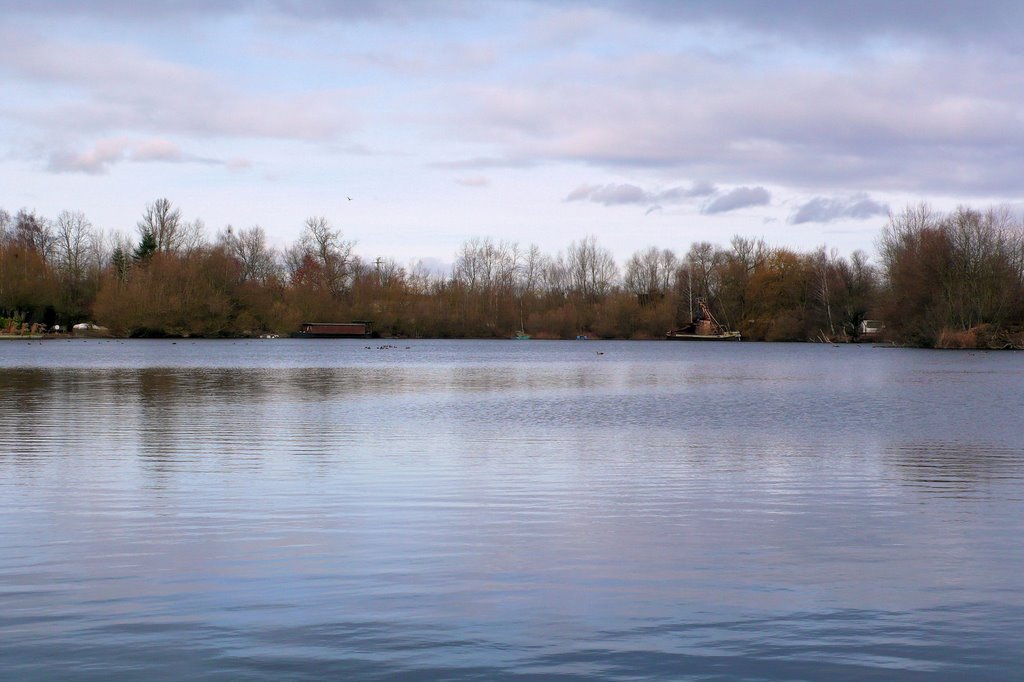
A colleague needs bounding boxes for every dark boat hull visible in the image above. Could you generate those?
[292,321,372,338]
[290,332,371,339]
[665,332,742,341]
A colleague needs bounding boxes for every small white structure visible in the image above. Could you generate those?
[858,319,885,336]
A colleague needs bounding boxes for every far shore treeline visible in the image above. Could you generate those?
[2,200,1023,348]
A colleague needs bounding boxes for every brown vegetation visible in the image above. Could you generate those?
[878,204,1024,347]
[2,200,1023,347]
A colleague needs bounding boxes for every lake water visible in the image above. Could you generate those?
[1,339,1022,680]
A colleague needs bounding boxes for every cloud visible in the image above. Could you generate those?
[1,29,350,144]
[565,181,716,206]
[267,0,476,24]
[701,187,771,214]
[444,17,1024,195]
[431,156,535,170]
[456,176,489,187]
[789,194,890,224]
[566,183,645,205]
[0,0,473,24]
[462,53,1024,193]
[8,0,1024,211]
[226,158,253,172]
[338,143,389,157]
[47,137,223,174]
[47,138,128,175]
[675,180,716,198]
[8,0,1022,46]
[130,138,185,163]
[618,1,1024,48]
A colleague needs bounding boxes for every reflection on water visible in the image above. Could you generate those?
[1,340,1023,679]
[890,442,1024,497]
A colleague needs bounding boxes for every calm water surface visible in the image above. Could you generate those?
[1,339,1022,680]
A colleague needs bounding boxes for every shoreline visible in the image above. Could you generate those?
[8,334,1020,350]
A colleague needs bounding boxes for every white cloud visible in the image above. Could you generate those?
[431,156,535,170]
[565,181,716,207]
[448,46,1024,194]
[8,3,1024,196]
[0,0,476,24]
[1,29,352,150]
[47,137,222,174]
[47,138,130,175]
[130,139,185,163]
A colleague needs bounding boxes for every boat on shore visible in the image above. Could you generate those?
[291,321,372,338]
[666,299,741,341]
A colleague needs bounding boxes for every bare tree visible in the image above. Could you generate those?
[452,237,521,330]
[878,202,1024,340]
[849,249,875,295]
[837,249,877,334]
[728,235,767,273]
[178,218,208,257]
[566,235,618,301]
[289,216,356,295]
[945,205,1018,328]
[12,209,55,261]
[371,256,405,287]
[137,198,183,253]
[542,253,570,298]
[714,235,768,327]
[685,241,721,303]
[453,237,518,294]
[452,238,484,291]
[624,246,677,298]
[877,202,939,282]
[516,243,545,297]
[406,259,443,295]
[54,210,94,283]
[219,225,279,284]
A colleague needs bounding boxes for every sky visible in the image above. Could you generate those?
[3,0,1024,269]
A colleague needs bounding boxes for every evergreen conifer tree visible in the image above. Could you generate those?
[132,231,157,263]
[112,246,129,282]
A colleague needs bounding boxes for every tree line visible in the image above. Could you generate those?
[2,199,1023,347]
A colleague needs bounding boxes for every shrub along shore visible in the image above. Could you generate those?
[2,201,1023,348]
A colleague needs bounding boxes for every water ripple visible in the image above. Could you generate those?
[1,341,1023,679]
